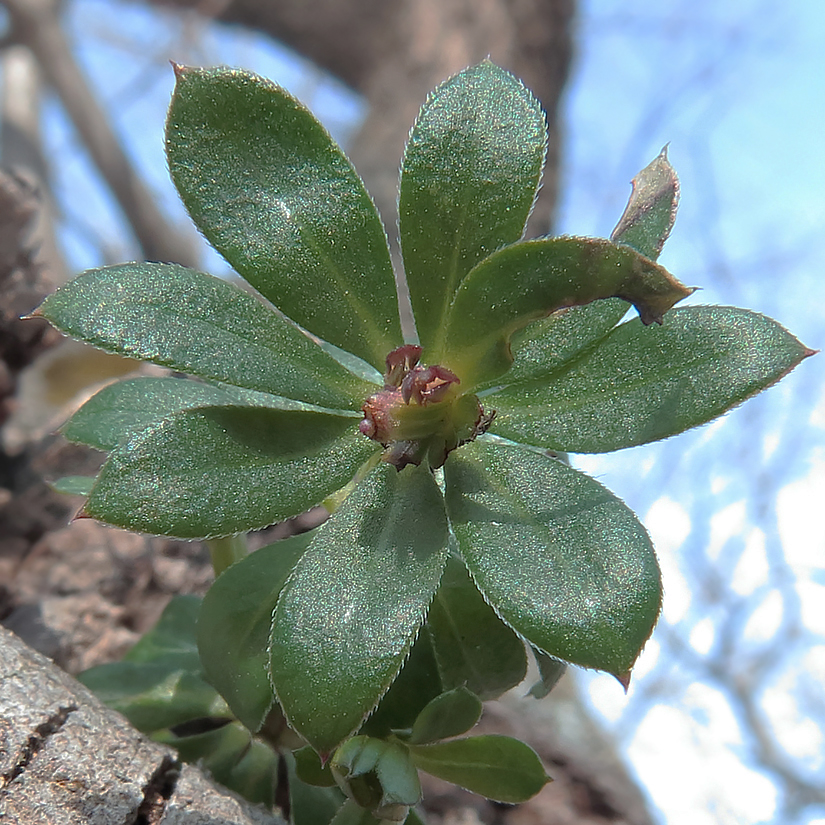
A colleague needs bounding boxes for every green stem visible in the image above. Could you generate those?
[206,533,248,576]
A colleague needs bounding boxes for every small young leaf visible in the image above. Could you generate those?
[445,440,661,676]
[84,407,377,539]
[330,736,421,820]
[399,61,546,352]
[50,475,95,496]
[408,687,482,745]
[269,463,450,755]
[528,650,567,700]
[409,735,550,804]
[440,236,693,388]
[197,532,314,731]
[37,264,373,410]
[611,146,679,261]
[489,306,814,453]
[167,66,401,370]
[426,556,527,700]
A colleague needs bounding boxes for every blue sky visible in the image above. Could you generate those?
[561,5,824,823]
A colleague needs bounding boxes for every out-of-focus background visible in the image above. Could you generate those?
[0,2,822,824]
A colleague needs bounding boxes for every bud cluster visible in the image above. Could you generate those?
[360,345,493,469]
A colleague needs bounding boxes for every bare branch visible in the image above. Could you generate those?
[2,0,198,267]
[1,43,66,290]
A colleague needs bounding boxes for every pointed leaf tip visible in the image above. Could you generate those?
[614,671,632,692]
[171,62,187,79]
[490,305,811,454]
[643,285,699,326]
[612,146,680,261]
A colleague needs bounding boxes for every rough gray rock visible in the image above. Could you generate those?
[0,625,285,825]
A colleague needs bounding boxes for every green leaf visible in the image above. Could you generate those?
[361,632,443,740]
[409,735,550,804]
[330,800,385,825]
[330,736,421,821]
[223,738,280,808]
[611,146,679,261]
[63,377,279,452]
[444,440,661,676]
[63,376,332,456]
[480,299,627,393]
[270,463,450,755]
[81,595,285,807]
[295,746,337,788]
[528,651,567,700]
[489,306,814,453]
[159,721,278,807]
[37,264,372,411]
[167,66,401,370]
[399,61,546,352]
[50,475,95,496]
[84,407,376,539]
[197,532,313,731]
[162,722,246,778]
[426,557,527,700]
[287,752,344,825]
[123,594,202,669]
[78,662,226,732]
[78,596,230,731]
[441,236,694,388]
[408,688,482,745]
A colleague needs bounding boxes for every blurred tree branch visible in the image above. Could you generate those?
[1,0,198,266]
[1,44,65,291]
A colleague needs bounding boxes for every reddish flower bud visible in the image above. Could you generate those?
[360,345,492,469]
